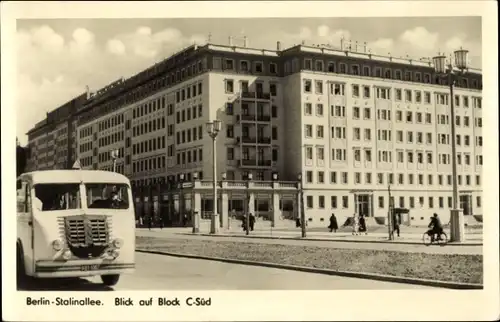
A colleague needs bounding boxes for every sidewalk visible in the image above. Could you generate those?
[210,229,483,245]
[136,228,482,255]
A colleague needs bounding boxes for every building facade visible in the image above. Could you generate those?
[26,41,483,226]
[26,94,86,172]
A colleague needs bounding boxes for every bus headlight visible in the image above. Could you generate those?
[112,238,124,249]
[52,239,64,251]
[62,250,72,260]
[111,249,120,258]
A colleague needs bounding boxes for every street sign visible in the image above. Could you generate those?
[72,160,82,169]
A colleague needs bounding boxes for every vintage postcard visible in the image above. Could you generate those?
[1,1,499,321]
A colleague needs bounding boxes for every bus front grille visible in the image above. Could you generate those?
[63,215,111,258]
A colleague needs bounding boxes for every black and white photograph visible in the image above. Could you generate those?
[2,1,499,321]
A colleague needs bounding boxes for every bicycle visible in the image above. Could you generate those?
[422,230,448,246]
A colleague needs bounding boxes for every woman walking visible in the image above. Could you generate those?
[328,213,338,233]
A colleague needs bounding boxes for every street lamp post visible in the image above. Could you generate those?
[178,173,185,226]
[297,173,306,238]
[432,48,469,243]
[206,120,222,234]
[110,148,119,172]
[245,173,253,236]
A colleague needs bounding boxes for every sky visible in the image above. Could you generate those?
[16,17,482,145]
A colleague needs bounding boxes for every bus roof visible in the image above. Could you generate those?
[19,170,131,186]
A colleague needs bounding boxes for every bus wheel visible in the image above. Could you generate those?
[101,274,120,286]
[16,244,27,288]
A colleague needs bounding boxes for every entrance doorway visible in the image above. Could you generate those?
[355,194,372,217]
[459,194,473,216]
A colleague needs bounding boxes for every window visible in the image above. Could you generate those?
[306,196,313,208]
[376,88,391,99]
[316,104,324,116]
[224,59,234,70]
[226,125,234,138]
[227,147,234,160]
[304,103,312,115]
[363,108,371,120]
[331,196,337,208]
[316,125,324,138]
[328,62,335,72]
[270,63,278,74]
[318,195,325,208]
[424,92,431,104]
[304,59,312,70]
[353,107,360,119]
[340,63,347,74]
[254,62,263,73]
[315,60,324,71]
[226,103,234,115]
[406,111,413,123]
[315,80,323,94]
[352,84,360,97]
[304,80,312,93]
[331,83,345,96]
[395,89,402,101]
[270,84,277,96]
[415,91,422,103]
[365,149,372,162]
[305,125,313,138]
[404,89,412,102]
[240,60,249,72]
[363,66,370,76]
[353,128,361,141]
[342,196,349,208]
[225,80,234,93]
[364,128,371,141]
[363,86,370,98]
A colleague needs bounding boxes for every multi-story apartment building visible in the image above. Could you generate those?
[26,93,86,171]
[26,40,483,225]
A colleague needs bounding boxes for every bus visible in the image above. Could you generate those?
[16,170,135,288]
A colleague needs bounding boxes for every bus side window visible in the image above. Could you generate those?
[16,180,26,213]
[25,184,32,213]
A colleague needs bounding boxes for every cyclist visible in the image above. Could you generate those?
[427,213,444,242]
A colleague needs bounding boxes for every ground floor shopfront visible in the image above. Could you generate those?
[132,179,300,228]
[132,180,482,228]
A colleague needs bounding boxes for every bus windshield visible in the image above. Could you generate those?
[86,183,129,209]
[34,184,82,211]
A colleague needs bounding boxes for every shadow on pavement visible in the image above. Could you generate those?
[18,277,114,291]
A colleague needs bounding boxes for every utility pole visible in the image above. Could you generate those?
[387,185,393,240]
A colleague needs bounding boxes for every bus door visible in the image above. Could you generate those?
[17,180,34,274]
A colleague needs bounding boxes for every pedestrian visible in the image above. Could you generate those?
[249,213,255,231]
[147,215,153,230]
[158,215,164,230]
[241,215,247,231]
[359,214,367,235]
[296,217,301,228]
[328,213,338,233]
[183,213,188,227]
[393,213,400,237]
[352,213,359,235]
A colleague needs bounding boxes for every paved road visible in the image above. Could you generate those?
[137,229,482,255]
[19,252,433,291]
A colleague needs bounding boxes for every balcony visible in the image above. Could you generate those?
[239,159,273,167]
[240,91,271,101]
[257,114,271,122]
[241,136,256,144]
[257,137,271,144]
[240,114,256,122]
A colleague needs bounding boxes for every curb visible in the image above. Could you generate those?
[136,249,483,290]
[178,233,483,246]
